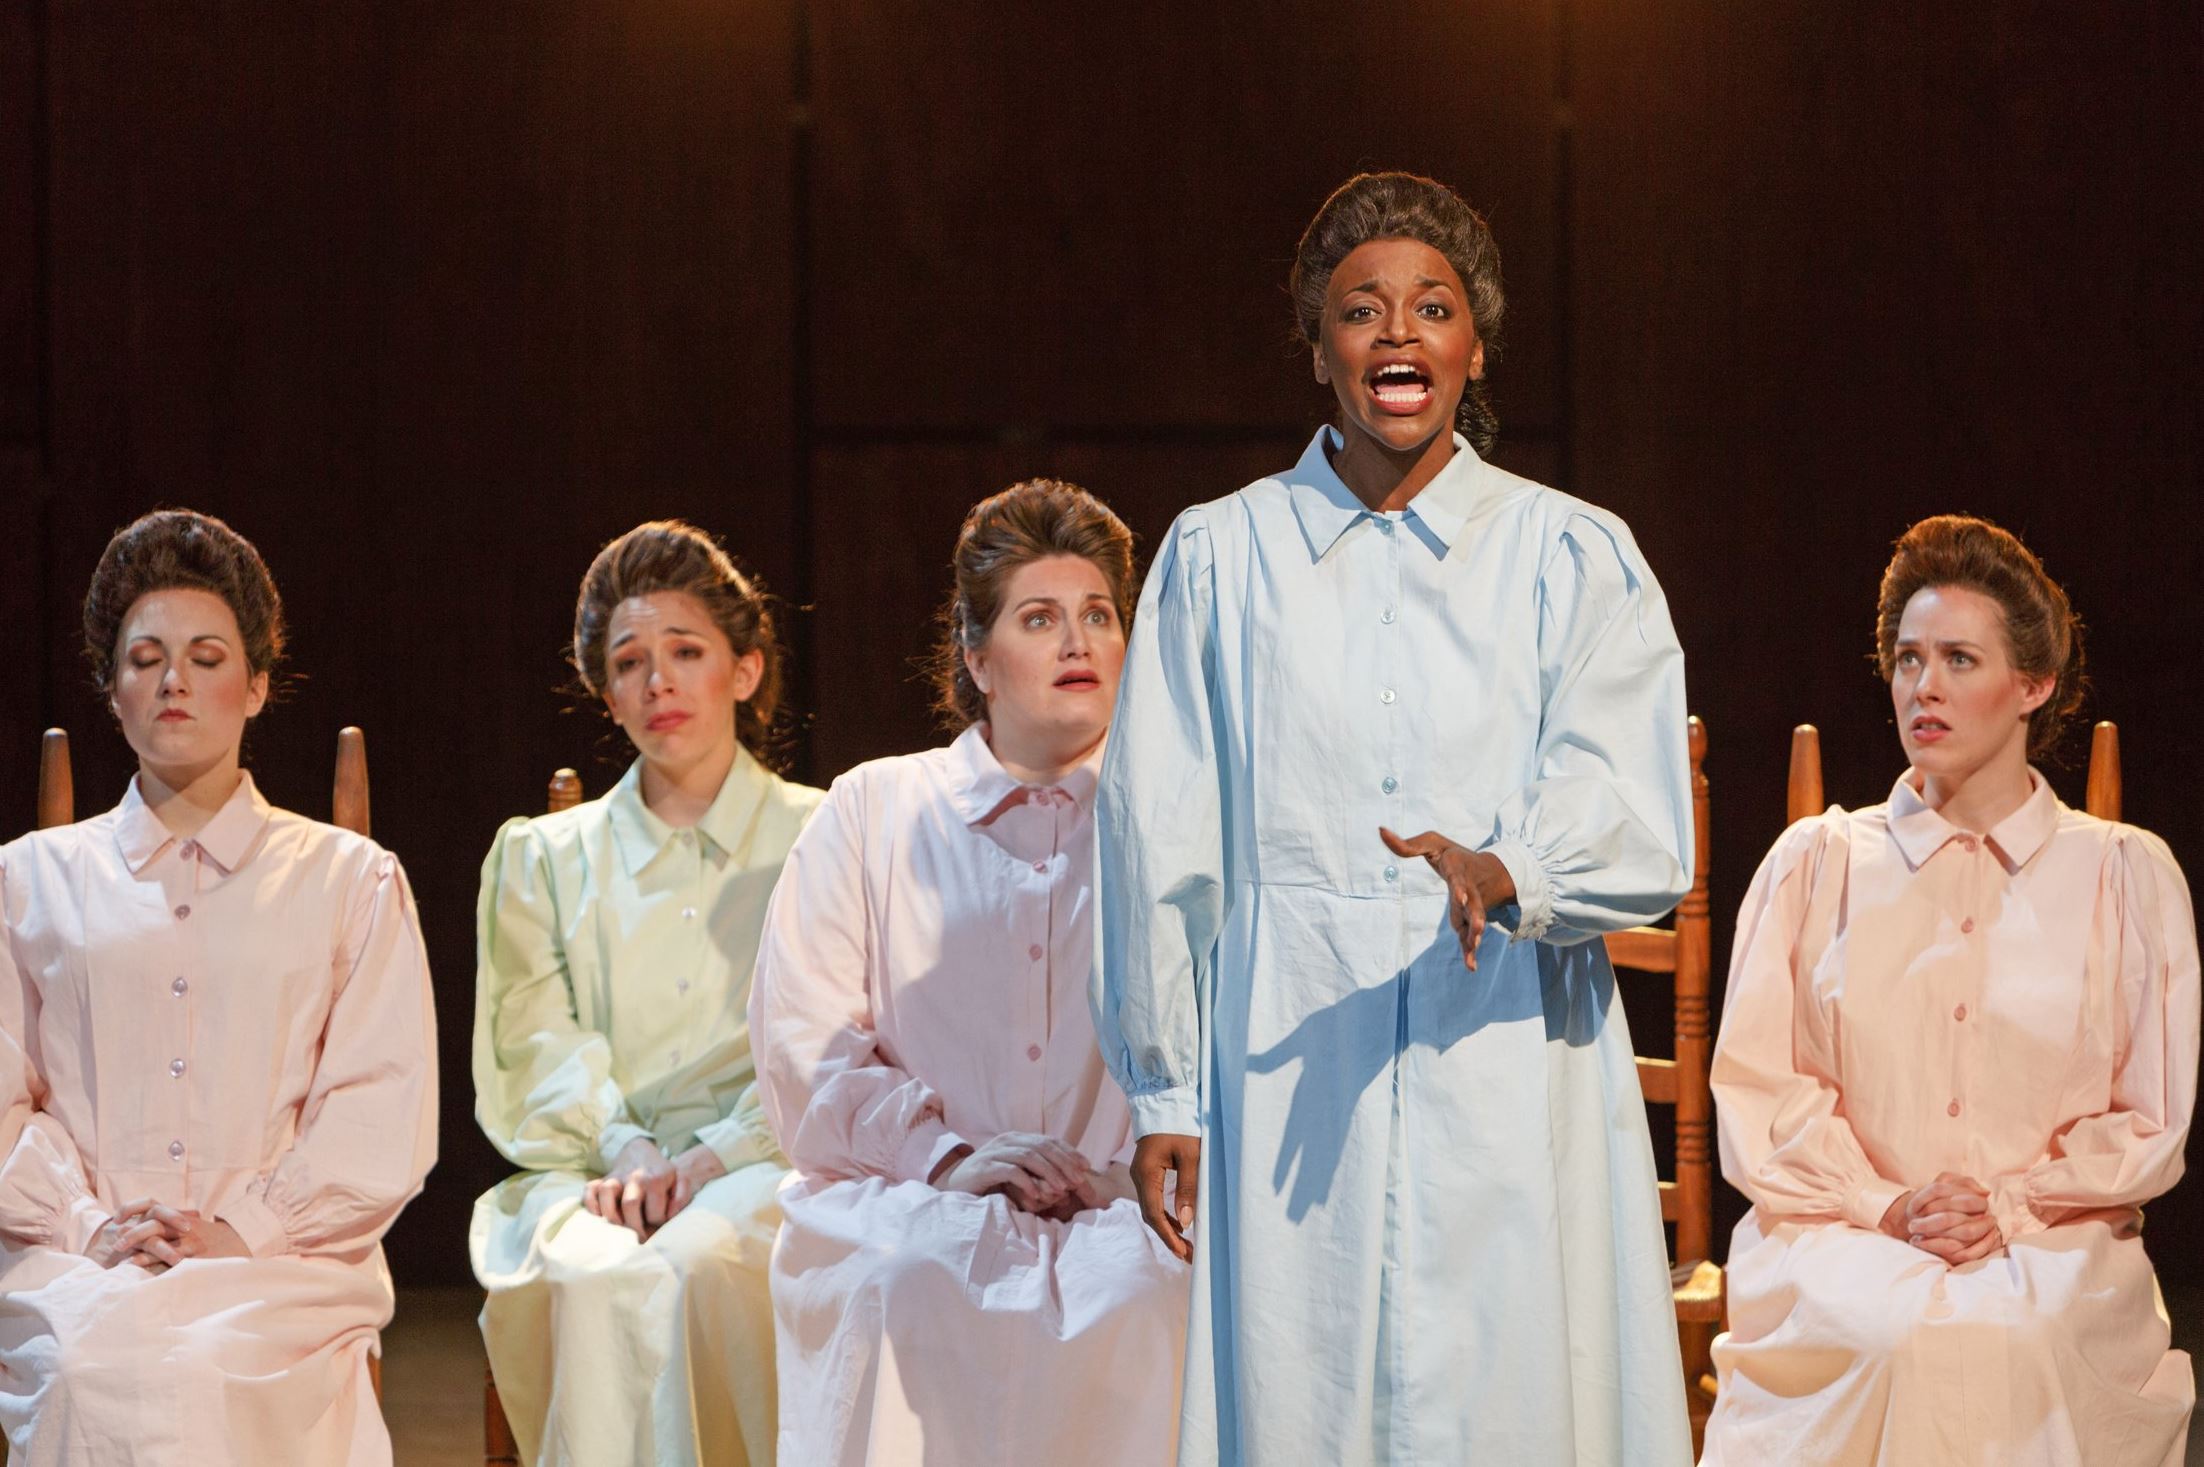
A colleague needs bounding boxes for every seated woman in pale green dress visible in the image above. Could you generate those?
[469,520,823,1467]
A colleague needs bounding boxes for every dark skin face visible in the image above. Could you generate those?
[1313,236,1486,512]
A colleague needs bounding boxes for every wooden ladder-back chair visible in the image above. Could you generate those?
[1788,719,2122,823]
[28,727,383,1417]
[480,765,584,1467]
[1600,715,1721,1448]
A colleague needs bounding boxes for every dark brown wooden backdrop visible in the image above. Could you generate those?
[2,2,2197,1288]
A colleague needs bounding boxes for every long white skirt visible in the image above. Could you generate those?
[471,1160,784,1467]
[771,1175,1189,1467]
[0,1242,389,1465]
[1705,1211,2193,1466]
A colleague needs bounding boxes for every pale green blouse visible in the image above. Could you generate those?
[472,746,824,1176]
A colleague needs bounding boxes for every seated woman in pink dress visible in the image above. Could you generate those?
[1704,514,2196,1466]
[0,510,437,1466]
[749,478,1190,1467]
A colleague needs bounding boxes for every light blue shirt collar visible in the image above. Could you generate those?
[1284,425,1486,563]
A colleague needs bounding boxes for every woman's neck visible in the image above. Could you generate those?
[1915,745,2036,835]
[1328,423,1458,513]
[987,721,1104,788]
[137,757,246,841]
[640,739,740,829]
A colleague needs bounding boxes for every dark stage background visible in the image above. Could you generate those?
[1,3,2197,1290]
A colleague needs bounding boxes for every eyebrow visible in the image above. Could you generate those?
[1015,593,1111,612]
[607,623,706,652]
[129,633,234,649]
[1894,637,1986,652]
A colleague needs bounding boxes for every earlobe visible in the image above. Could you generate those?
[731,649,765,704]
[1312,344,1330,386]
[1469,339,1487,381]
[963,646,990,698]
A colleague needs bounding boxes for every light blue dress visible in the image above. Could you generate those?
[1094,428,1695,1466]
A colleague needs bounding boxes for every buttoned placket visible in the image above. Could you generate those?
[1026,791,1070,1115]
[1943,834,1989,1127]
[162,838,208,1183]
[1372,515,1405,891]
[665,829,705,1072]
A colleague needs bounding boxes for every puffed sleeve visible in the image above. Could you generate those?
[471,817,650,1173]
[1987,828,2200,1242]
[216,849,438,1257]
[1481,512,1693,944]
[0,856,111,1254]
[1093,509,1223,1140]
[1712,817,1908,1230]
[750,778,965,1184]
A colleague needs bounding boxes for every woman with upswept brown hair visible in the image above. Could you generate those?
[470,520,822,1467]
[0,509,436,1465]
[750,479,1189,1466]
[1705,514,2196,1465]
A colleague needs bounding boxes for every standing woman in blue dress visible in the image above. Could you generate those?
[1095,171,1696,1466]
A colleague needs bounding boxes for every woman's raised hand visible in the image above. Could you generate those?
[1879,1172,2004,1264]
[585,1136,680,1240]
[1378,827,1517,970]
[931,1132,1097,1216]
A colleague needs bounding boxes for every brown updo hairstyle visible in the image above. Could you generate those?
[1874,514,2087,762]
[1289,171,1508,457]
[930,479,1137,729]
[82,509,286,696]
[572,520,787,764]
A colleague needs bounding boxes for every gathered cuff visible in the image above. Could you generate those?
[595,1119,655,1173]
[1842,1176,1909,1233]
[1483,838,1554,943]
[1989,1171,2048,1244]
[893,1119,968,1185]
[59,1194,112,1256]
[217,1191,291,1258]
[1129,1086,1202,1140]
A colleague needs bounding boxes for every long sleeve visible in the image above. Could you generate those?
[217,850,439,1257]
[472,817,648,1173]
[1094,511,1224,1140]
[688,1081,783,1175]
[0,858,110,1254]
[750,783,964,1184]
[1482,513,1693,945]
[1713,820,1907,1230]
[1989,829,2201,1241]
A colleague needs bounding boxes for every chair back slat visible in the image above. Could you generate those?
[2086,722,2121,822]
[37,729,74,830]
[547,768,583,814]
[332,726,371,837]
[1787,725,1823,824]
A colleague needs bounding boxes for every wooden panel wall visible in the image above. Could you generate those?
[3,2,2198,1285]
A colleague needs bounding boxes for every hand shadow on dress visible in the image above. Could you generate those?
[1244,924,1608,1223]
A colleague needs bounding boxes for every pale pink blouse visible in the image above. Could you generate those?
[1714,769,2199,1245]
[0,773,437,1259]
[751,725,1132,1185]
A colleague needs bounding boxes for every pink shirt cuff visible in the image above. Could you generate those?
[1842,1177,1908,1233]
[60,1194,111,1256]
[217,1192,291,1258]
[894,1120,969,1185]
[1989,1172,2046,1243]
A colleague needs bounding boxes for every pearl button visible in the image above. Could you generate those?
[675,979,691,995]
[681,906,697,921]
[1028,944,1044,961]
[1947,1100,1962,1117]
[1381,608,1396,624]
[1379,688,1396,705]
[1954,1004,1968,1021]
[171,977,188,997]
[173,904,192,920]
[1026,1044,1043,1062]
[1961,917,1975,934]
[1381,776,1398,795]
[1383,865,1399,883]
[1375,517,1394,534]
[167,1140,185,1161]
[169,1058,186,1078]
[179,840,198,859]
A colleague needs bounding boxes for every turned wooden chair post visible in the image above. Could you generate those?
[480,765,585,1467]
[36,730,73,830]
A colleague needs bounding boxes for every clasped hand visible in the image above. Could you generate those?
[931,1132,1125,1223]
[1879,1171,2004,1264]
[87,1198,248,1271]
[584,1137,728,1241]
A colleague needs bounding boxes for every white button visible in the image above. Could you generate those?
[1375,517,1394,534]
[1381,776,1398,795]
[1381,608,1396,624]
[167,1140,185,1161]
[169,1058,186,1078]
[681,906,697,921]
[171,977,188,997]
[173,904,192,920]
[1379,688,1396,705]
[1383,865,1399,882]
